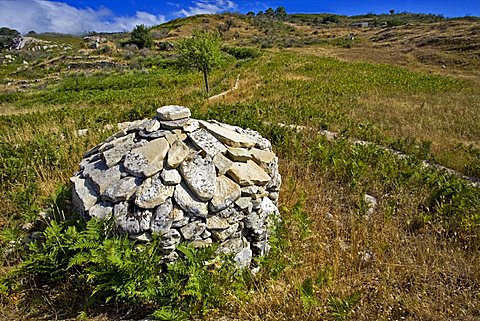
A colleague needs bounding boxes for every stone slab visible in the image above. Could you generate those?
[227,160,271,186]
[179,153,216,201]
[188,128,227,157]
[167,140,190,168]
[209,176,241,213]
[174,183,209,218]
[227,147,252,162]
[156,105,191,121]
[70,175,98,216]
[135,174,174,209]
[200,120,256,148]
[124,137,169,177]
[103,176,142,202]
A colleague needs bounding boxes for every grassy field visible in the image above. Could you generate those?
[1,13,479,320]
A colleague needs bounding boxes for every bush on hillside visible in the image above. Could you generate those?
[129,24,153,49]
[0,27,20,49]
[222,46,261,60]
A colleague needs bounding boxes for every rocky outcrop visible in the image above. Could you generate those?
[71,105,281,268]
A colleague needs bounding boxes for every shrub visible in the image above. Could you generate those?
[222,46,261,60]
[129,24,153,49]
[0,27,20,49]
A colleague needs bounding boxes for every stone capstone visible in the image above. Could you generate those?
[71,105,281,269]
[156,105,191,121]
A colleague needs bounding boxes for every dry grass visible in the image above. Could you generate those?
[213,161,480,321]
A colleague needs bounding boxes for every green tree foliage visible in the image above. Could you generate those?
[0,27,20,49]
[322,15,341,24]
[129,24,153,49]
[177,31,223,93]
[275,6,288,20]
[265,8,275,18]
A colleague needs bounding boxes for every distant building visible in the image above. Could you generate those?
[351,22,369,28]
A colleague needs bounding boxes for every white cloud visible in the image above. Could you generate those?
[177,0,237,17]
[0,0,166,35]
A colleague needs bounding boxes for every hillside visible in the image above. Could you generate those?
[1,12,480,321]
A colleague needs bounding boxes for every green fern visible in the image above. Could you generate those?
[1,218,251,319]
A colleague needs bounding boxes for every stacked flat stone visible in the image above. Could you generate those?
[70,105,281,268]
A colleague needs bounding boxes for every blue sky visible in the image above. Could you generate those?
[1,0,479,34]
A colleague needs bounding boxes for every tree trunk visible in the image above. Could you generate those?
[203,68,209,94]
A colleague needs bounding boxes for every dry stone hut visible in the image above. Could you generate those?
[71,106,281,267]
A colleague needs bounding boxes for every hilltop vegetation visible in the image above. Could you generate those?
[0,10,479,320]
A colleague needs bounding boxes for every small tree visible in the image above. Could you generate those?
[389,9,395,15]
[177,31,223,94]
[275,6,287,20]
[265,8,275,18]
[130,24,153,49]
[0,27,20,49]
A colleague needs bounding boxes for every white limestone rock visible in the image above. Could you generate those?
[179,153,216,201]
[213,152,232,175]
[103,177,142,202]
[226,147,252,162]
[167,140,190,168]
[206,216,230,230]
[160,229,181,251]
[150,198,173,235]
[84,162,122,194]
[200,121,256,148]
[88,201,113,220]
[160,118,189,129]
[70,175,98,216]
[180,220,206,240]
[124,138,169,177]
[211,223,239,242]
[161,168,182,185]
[174,183,209,218]
[188,128,227,157]
[135,174,174,209]
[209,176,241,213]
[102,133,137,167]
[115,206,152,234]
[227,160,271,186]
[156,105,191,121]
